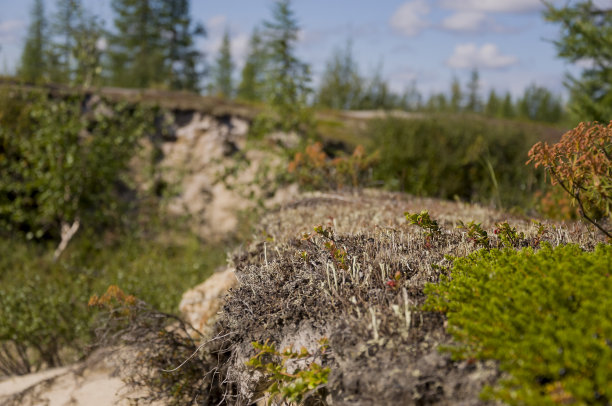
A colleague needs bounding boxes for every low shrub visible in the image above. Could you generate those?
[0,233,225,374]
[424,243,612,405]
[528,121,611,237]
[287,142,378,190]
[368,115,545,208]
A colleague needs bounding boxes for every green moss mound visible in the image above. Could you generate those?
[424,243,612,405]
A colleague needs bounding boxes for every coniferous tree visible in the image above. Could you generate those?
[237,28,267,101]
[158,0,205,91]
[518,84,563,123]
[485,89,501,117]
[19,0,48,83]
[466,68,481,112]
[317,40,362,110]
[450,76,462,112]
[263,0,310,107]
[49,0,82,83]
[545,1,612,121]
[210,29,234,97]
[107,0,166,88]
[501,92,515,118]
[262,0,311,131]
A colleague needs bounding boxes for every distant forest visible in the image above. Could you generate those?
[15,0,611,124]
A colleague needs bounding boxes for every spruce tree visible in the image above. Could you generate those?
[501,92,515,118]
[485,89,501,117]
[545,1,612,122]
[19,0,48,84]
[466,68,481,112]
[158,0,205,91]
[317,40,362,110]
[237,28,267,102]
[450,76,462,112]
[50,0,82,83]
[107,0,166,88]
[263,0,311,122]
[210,29,234,98]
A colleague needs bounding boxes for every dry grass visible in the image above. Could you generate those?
[210,189,603,405]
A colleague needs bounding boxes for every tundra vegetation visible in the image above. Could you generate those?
[1,0,611,405]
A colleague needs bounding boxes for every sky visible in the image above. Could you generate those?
[1,0,610,100]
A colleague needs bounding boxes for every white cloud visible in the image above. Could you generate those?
[446,43,518,69]
[439,0,544,13]
[390,0,430,37]
[441,11,489,32]
[0,20,25,44]
[207,15,227,32]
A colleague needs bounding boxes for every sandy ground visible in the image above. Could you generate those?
[0,350,154,406]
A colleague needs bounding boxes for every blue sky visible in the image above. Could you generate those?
[1,0,609,99]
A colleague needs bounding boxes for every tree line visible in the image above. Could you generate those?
[18,0,611,123]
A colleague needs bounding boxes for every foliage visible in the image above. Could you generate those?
[0,232,225,374]
[0,90,152,241]
[317,40,363,110]
[246,338,330,405]
[457,220,489,249]
[209,29,234,98]
[369,116,543,208]
[287,142,378,191]
[108,0,205,90]
[493,221,526,248]
[260,0,312,133]
[19,0,48,84]
[90,285,226,405]
[534,186,580,221]
[517,84,563,123]
[544,1,612,122]
[528,121,612,237]
[424,243,612,405]
[237,28,268,102]
[405,210,442,239]
[465,69,481,113]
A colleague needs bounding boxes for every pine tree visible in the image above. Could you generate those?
[107,0,166,88]
[317,40,362,110]
[158,0,205,91]
[19,0,48,83]
[263,0,311,108]
[262,0,311,131]
[210,29,234,98]
[518,84,563,123]
[50,0,82,83]
[485,89,501,117]
[450,76,462,112]
[544,1,612,122]
[466,69,481,112]
[237,28,267,101]
[501,92,515,118]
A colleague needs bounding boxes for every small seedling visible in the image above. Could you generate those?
[246,338,330,405]
[405,210,442,240]
[494,222,525,248]
[457,220,490,249]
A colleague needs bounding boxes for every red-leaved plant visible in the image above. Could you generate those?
[527,121,611,238]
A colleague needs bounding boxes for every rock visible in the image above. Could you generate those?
[179,267,238,334]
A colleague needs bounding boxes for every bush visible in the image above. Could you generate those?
[287,142,378,190]
[368,115,545,208]
[0,233,225,374]
[0,89,155,241]
[424,243,612,405]
[528,121,611,237]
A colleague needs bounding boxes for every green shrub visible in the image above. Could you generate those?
[0,89,154,241]
[424,243,612,405]
[0,233,225,374]
[368,115,545,208]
